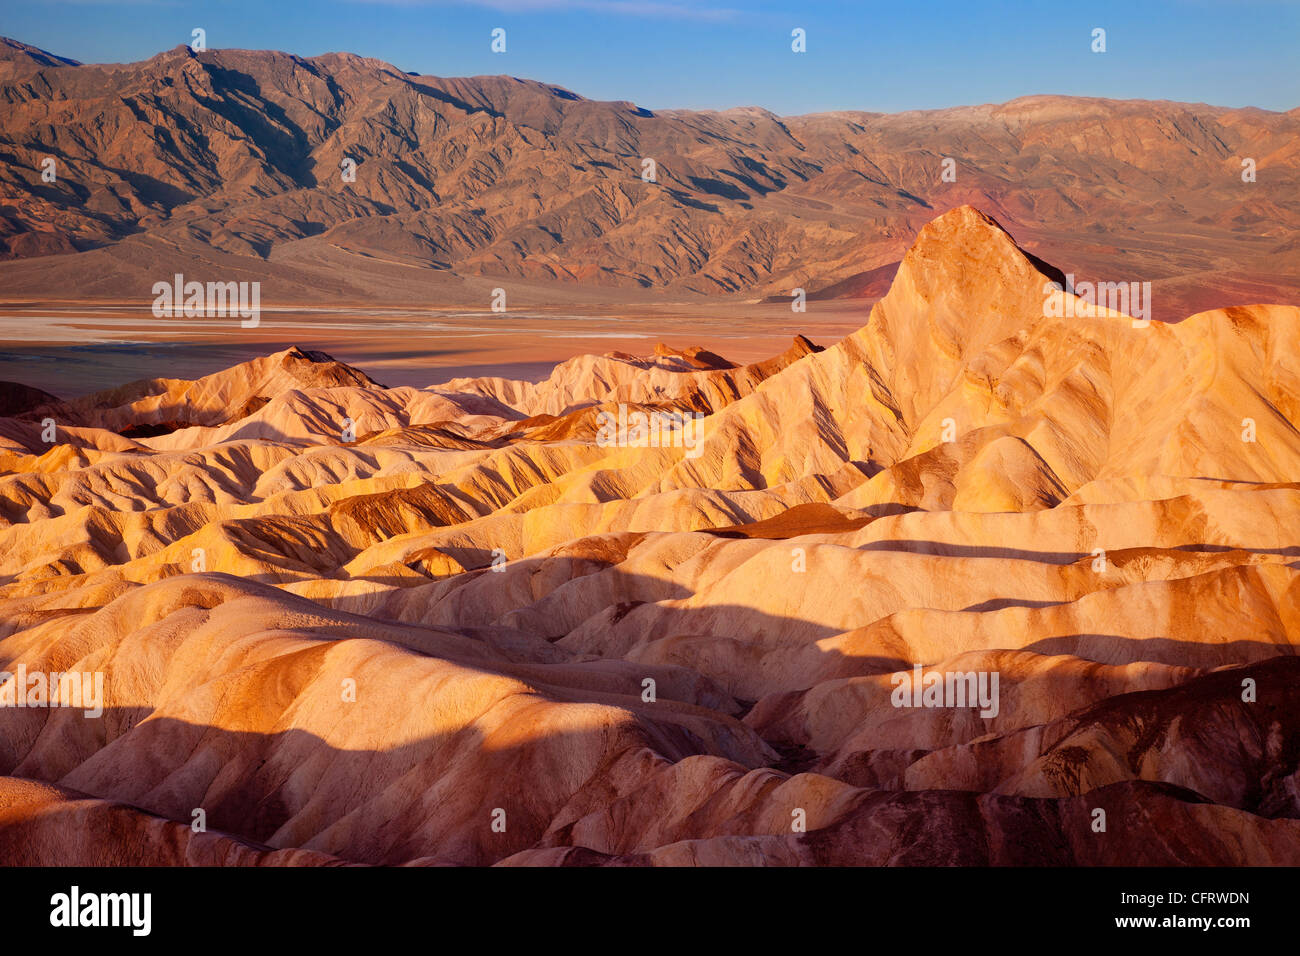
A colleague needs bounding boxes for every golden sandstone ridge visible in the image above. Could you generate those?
[2,206,1300,865]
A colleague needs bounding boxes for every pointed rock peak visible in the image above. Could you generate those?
[901,205,1066,286]
[932,203,1006,231]
[280,346,337,365]
[886,205,1067,314]
[789,334,821,355]
[907,205,1021,264]
[766,335,823,367]
[743,335,826,379]
[857,206,1074,386]
[155,43,197,59]
[276,347,386,388]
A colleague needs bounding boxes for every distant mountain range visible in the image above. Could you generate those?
[1,36,1297,314]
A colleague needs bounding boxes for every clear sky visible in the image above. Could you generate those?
[2,0,1297,114]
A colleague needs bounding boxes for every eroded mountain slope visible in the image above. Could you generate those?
[0,206,1297,865]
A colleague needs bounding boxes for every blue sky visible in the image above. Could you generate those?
[2,0,1297,113]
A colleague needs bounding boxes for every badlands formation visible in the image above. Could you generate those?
[2,207,1300,865]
